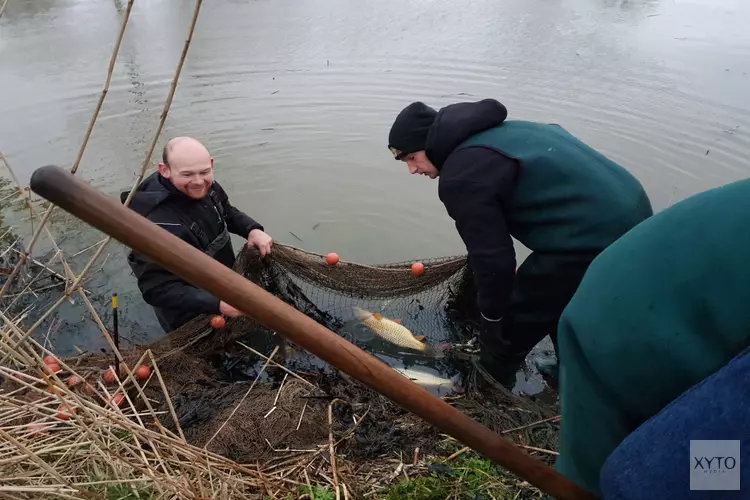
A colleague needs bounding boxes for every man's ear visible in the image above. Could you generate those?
[210,157,214,169]
[157,162,170,178]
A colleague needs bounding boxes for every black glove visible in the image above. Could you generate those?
[477,316,521,389]
[479,316,511,354]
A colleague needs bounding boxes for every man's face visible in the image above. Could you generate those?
[159,152,214,199]
[403,151,439,179]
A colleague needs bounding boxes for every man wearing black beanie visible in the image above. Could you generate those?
[387,98,653,389]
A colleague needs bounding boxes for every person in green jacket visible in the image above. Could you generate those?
[554,177,750,497]
[387,98,653,388]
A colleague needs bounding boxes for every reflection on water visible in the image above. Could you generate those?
[1,0,749,395]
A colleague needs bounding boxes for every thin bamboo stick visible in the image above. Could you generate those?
[146,350,187,442]
[328,400,341,500]
[71,5,136,177]
[67,0,204,296]
[238,341,316,389]
[0,153,90,310]
[0,0,134,296]
[0,429,90,498]
[0,159,76,299]
[7,248,75,287]
[204,345,279,448]
[0,294,67,365]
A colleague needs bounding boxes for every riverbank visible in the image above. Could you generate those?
[0,338,559,500]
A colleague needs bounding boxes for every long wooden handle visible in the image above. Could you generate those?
[29,165,596,500]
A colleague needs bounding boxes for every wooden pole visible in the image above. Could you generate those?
[112,293,119,375]
[29,164,597,500]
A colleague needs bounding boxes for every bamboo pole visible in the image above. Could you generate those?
[64,0,204,298]
[0,152,78,300]
[28,164,597,500]
[0,0,135,297]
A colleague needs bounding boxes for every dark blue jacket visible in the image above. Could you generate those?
[600,346,750,499]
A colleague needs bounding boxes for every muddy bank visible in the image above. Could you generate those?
[44,333,559,466]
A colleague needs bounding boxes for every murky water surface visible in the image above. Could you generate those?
[1,0,748,394]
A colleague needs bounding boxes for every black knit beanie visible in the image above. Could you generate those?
[388,102,438,160]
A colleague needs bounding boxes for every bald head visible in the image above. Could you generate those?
[158,136,214,199]
[162,136,211,166]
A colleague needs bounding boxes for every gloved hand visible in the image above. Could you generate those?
[477,315,521,389]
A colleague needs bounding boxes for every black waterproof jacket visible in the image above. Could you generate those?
[428,99,519,321]
[121,172,263,332]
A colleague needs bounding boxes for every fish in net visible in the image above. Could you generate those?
[11,244,557,468]
[245,244,482,354]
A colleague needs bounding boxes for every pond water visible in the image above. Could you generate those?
[1,0,748,394]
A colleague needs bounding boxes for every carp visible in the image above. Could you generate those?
[354,307,443,358]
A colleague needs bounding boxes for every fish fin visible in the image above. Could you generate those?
[393,319,402,324]
[373,313,383,320]
[424,343,447,359]
[353,307,372,321]
[414,335,426,342]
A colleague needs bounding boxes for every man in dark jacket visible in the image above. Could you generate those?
[122,136,273,333]
[387,98,653,388]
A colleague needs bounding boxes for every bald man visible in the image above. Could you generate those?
[121,136,273,332]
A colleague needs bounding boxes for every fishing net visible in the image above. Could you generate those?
[16,243,557,468]
[249,244,480,345]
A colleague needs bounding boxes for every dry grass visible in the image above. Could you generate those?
[0,326,559,500]
[0,352,269,499]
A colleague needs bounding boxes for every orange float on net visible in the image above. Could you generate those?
[27,422,48,438]
[43,363,61,375]
[210,315,226,329]
[56,404,75,420]
[411,262,425,276]
[66,375,82,388]
[326,253,339,265]
[136,365,151,380]
[103,367,117,384]
[109,393,125,407]
[43,355,58,365]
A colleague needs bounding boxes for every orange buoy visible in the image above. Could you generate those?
[83,383,95,395]
[411,262,425,276]
[66,375,82,388]
[103,367,117,384]
[56,404,75,420]
[27,422,48,437]
[326,253,339,265]
[43,355,58,365]
[43,363,61,375]
[135,365,151,380]
[210,315,226,329]
[109,393,125,407]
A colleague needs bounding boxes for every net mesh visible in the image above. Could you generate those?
[249,244,480,346]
